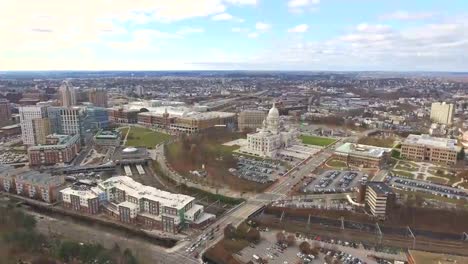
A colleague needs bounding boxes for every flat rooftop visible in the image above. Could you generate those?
[98,176,194,210]
[403,134,458,151]
[367,181,394,195]
[95,130,120,139]
[335,143,391,158]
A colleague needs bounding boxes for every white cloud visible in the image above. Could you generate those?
[255,22,271,31]
[248,32,259,38]
[232,27,248,33]
[177,27,205,34]
[224,0,257,5]
[380,11,434,21]
[287,0,320,13]
[212,12,234,20]
[288,24,309,33]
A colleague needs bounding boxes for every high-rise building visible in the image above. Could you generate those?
[32,118,51,145]
[60,107,85,138]
[0,99,12,122]
[238,110,266,132]
[86,106,109,129]
[88,88,108,108]
[47,106,63,134]
[59,81,77,107]
[430,102,454,125]
[19,106,49,145]
[365,182,395,218]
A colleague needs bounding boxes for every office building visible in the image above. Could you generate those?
[430,102,454,125]
[47,106,63,134]
[61,176,215,232]
[0,166,64,203]
[401,134,459,165]
[59,81,77,107]
[94,130,121,147]
[86,106,109,129]
[60,107,85,139]
[28,134,80,166]
[238,110,266,132]
[19,106,49,145]
[108,107,139,124]
[334,143,391,169]
[365,182,395,218]
[0,99,11,122]
[88,88,108,108]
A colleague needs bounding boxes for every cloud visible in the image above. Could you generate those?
[177,27,205,34]
[287,0,320,13]
[247,32,259,38]
[288,24,309,33]
[255,22,271,31]
[232,27,248,33]
[224,0,257,5]
[380,11,435,21]
[212,12,234,20]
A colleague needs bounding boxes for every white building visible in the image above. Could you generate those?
[19,106,49,145]
[240,103,296,158]
[365,182,395,218]
[59,81,77,107]
[60,107,84,137]
[430,102,454,125]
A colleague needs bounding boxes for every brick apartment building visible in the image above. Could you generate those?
[28,134,80,166]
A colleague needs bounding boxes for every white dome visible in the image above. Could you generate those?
[123,147,138,153]
[267,104,279,119]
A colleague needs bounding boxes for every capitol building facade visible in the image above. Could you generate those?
[240,103,297,158]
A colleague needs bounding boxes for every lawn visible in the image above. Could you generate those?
[300,135,336,146]
[122,126,171,149]
[326,159,347,168]
[394,164,418,172]
[392,170,414,178]
[426,176,449,185]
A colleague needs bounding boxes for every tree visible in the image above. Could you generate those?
[224,224,237,240]
[286,234,296,246]
[276,232,286,244]
[458,148,465,161]
[245,228,261,244]
[299,241,311,254]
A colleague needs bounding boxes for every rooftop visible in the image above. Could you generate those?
[98,176,194,210]
[335,143,391,158]
[367,181,394,195]
[95,130,120,139]
[403,134,458,151]
[1,167,64,186]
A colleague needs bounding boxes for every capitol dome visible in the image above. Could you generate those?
[267,103,279,119]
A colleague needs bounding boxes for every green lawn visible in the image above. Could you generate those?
[123,126,171,149]
[300,135,336,146]
[426,176,449,185]
[394,164,419,172]
[326,159,348,168]
[392,170,414,178]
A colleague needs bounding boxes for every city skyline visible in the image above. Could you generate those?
[2,0,468,71]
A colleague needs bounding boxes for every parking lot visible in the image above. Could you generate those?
[231,156,287,184]
[387,176,468,200]
[236,231,376,264]
[0,151,28,164]
[302,170,365,194]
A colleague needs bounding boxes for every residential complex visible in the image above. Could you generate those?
[0,166,64,203]
[28,134,81,166]
[238,110,266,132]
[60,176,214,232]
[334,143,391,168]
[401,134,459,165]
[365,182,395,218]
[19,105,49,145]
[430,102,454,125]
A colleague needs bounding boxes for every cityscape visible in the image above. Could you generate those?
[1,1,468,264]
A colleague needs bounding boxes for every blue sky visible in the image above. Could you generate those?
[1,0,468,71]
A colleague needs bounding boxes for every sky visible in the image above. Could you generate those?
[1,0,468,71]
